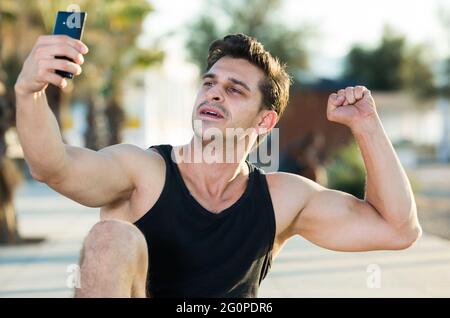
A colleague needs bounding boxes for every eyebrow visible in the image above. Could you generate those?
[202,73,252,92]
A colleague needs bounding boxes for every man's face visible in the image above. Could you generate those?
[191,57,266,144]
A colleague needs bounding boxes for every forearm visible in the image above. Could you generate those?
[352,115,418,228]
[15,89,68,181]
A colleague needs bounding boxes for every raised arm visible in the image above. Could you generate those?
[15,35,144,208]
[284,86,421,252]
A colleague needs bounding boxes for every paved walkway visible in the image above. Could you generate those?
[1,180,449,297]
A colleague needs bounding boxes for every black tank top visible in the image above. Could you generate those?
[134,144,276,298]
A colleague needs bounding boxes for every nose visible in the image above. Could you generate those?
[205,85,224,103]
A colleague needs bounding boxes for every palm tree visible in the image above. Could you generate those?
[0,0,162,243]
[0,0,29,244]
[73,0,164,149]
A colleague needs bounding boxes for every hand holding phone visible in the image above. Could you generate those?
[52,11,87,79]
[15,13,88,95]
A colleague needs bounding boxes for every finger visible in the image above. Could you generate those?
[333,94,346,107]
[50,59,82,76]
[37,35,89,54]
[40,58,82,76]
[35,44,84,64]
[328,93,339,107]
[362,87,372,98]
[345,87,356,104]
[39,71,68,88]
[37,35,88,54]
[327,94,346,119]
[335,88,344,98]
[358,87,372,104]
[354,86,365,99]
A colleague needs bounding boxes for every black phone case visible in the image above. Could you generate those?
[52,11,86,79]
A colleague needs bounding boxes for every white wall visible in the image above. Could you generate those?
[122,56,199,148]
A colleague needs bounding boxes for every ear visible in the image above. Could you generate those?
[256,110,278,135]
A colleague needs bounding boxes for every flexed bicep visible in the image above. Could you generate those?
[295,187,420,252]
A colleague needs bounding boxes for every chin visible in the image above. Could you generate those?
[192,118,226,137]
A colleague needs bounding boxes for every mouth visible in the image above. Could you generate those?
[198,106,225,120]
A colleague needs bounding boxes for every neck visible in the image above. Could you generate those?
[173,137,252,197]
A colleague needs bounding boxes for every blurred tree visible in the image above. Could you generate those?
[185,0,312,73]
[0,89,23,243]
[342,26,436,99]
[401,45,437,99]
[343,28,405,91]
[0,0,162,244]
[438,7,450,97]
[0,0,33,244]
[325,142,366,199]
[444,58,450,97]
[35,0,164,149]
[73,1,164,149]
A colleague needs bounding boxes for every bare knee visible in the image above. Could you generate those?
[76,219,148,297]
[81,219,147,266]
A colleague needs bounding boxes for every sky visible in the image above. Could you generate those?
[141,0,450,78]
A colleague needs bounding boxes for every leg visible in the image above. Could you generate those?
[74,219,148,298]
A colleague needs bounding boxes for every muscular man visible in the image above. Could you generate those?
[14,33,421,298]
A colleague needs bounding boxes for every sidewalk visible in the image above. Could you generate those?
[1,180,450,297]
[0,181,99,297]
[260,231,450,297]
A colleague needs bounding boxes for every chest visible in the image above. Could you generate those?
[181,176,248,214]
[106,168,303,250]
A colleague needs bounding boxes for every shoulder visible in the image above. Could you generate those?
[265,172,324,237]
[98,143,164,162]
[266,171,323,194]
[98,143,157,157]
[98,143,166,181]
[100,144,168,222]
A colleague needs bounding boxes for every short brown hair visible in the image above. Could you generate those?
[206,34,292,121]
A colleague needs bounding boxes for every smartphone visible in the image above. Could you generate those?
[52,11,87,79]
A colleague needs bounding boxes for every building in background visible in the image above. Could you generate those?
[278,72,450,170]
[121,55,198,148]
[10,63,448,170]
[61,55,199,150]
[374,92,447,166]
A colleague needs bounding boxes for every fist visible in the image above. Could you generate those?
[14,35,88,96]
[326,86,377,128]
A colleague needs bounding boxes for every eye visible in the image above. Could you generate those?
[228,87,242,95]
[203,81,213,87]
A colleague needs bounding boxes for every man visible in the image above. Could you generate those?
[15,33,421,298]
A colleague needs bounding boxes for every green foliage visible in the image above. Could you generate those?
[0,0,163,150]
[1,0,163,97]
[185,0,311,73]
[342,26,436,99]
[401,45,437,99]
[443,58,450,97]
[74,0,163,97]
[437,7,450,97]
[326,142,366,199]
